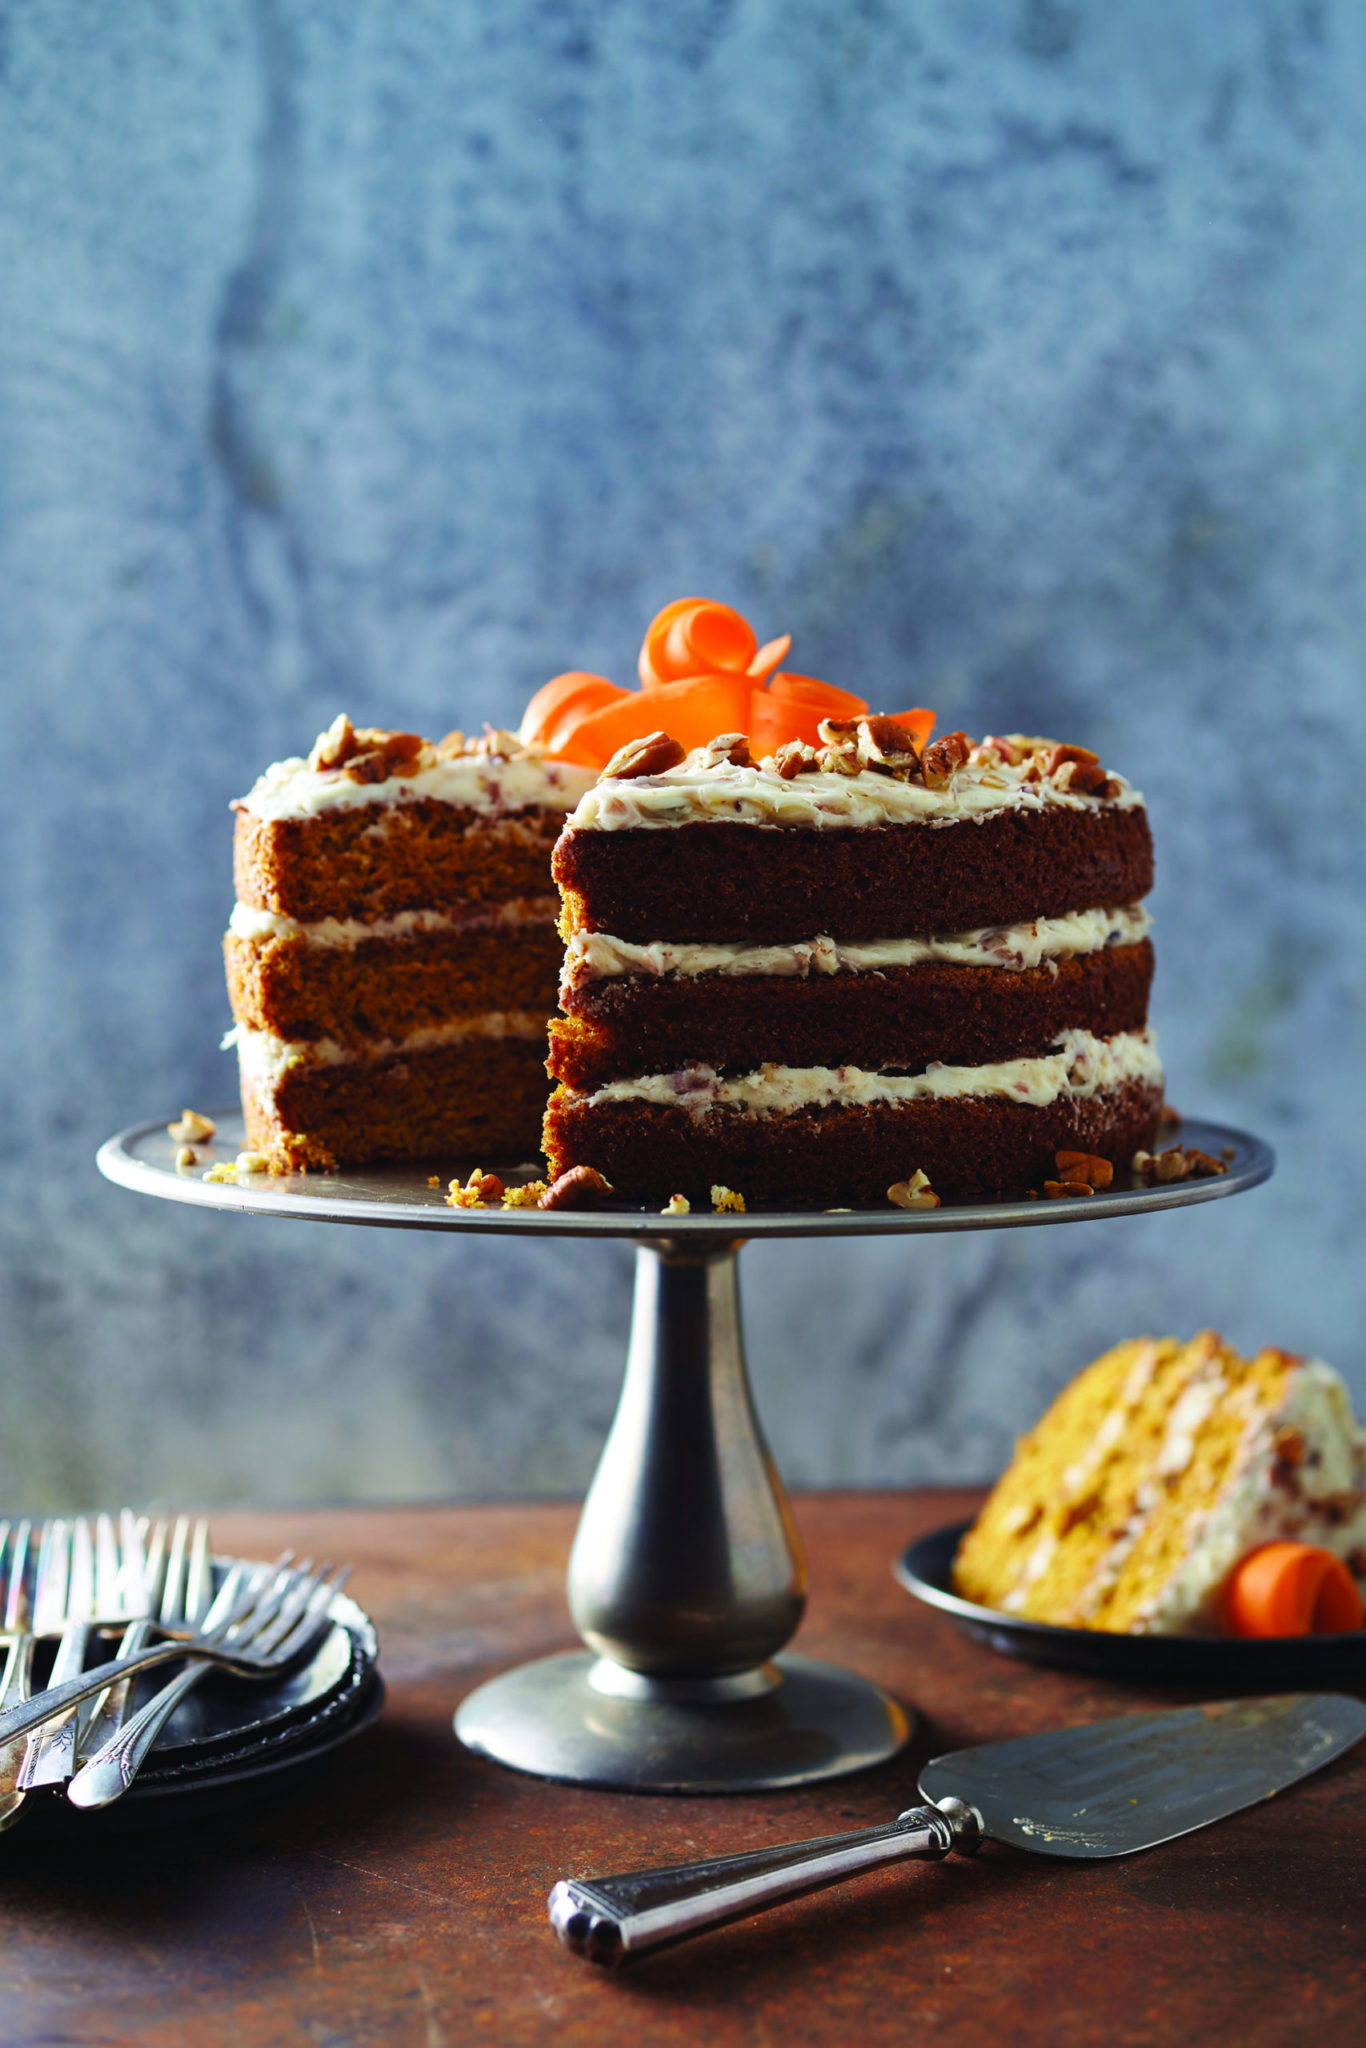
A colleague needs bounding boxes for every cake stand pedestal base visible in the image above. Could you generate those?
[457,1238,913,1792]
[456,1651,910,1794]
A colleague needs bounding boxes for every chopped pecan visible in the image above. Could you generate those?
[1044,742,1107,794]
[772,740,821,780]
[1153,1149,1192,1183]
[978,733,1022,765]
[472,727,523,759]
[168,1109,217,1144]
[661,1193,691,1216]
[540,1165,613,1210]
[1182,1148,1228,1178]
[888,1170,940,1209]
[447,1167,505,1209]
[817,743,863,776]
[816,717,862,748]
[234,1151,271,1175]
[308,714,357,773]
[921,731,972,789]
[857,715,921,779]
[601,732,686,780]
[694,732,752,769]
[1055,1149,1114,1189]
[1044,1179,1094,1198]
[174,1145,198,1171]
[434,730,468,759]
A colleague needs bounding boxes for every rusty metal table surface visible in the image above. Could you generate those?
[1,1493,1362,2048]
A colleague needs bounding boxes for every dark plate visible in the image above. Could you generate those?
[9,1567,383,1832]
[896,1521,1366,1684]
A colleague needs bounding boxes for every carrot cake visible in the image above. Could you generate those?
[225,716,595,1170]
[954,1333,1366,1634]
[544,722,1161,1206]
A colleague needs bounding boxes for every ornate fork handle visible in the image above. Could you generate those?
[549,1798,983,1967]
[69,1659,213,1808]
[0,1638,289,1748]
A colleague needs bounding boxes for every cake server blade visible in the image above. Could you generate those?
[917,1692,1366,1858]
[550,1693,1366,1965]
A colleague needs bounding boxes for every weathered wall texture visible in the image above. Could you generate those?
[2,2,1363,1508]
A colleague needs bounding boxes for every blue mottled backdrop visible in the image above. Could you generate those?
[2,0,1363,1508]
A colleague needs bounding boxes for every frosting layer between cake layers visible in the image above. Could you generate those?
[545,732,1164,1205]
[225,720,590,1171]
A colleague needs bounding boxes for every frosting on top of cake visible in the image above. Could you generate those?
[235,717,596,823]
[568,734,1143,832]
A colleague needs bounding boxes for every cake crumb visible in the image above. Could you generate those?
[168,1110,216,1144]
[447,1167,505,1209]
[888,1170,940,1210]
[1044,1179,1093,1199]
[235,1152,270,1176]
[502,1181,550,1209]
[661,1193,691,1216]
[540,1166,612,1210]
[427,1176,441,1188]
[175,1146,198,1170]
[203,1163,237,1184]
[711,1184,746,1214]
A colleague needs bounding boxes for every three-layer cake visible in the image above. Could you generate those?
[545,722,1162,1207]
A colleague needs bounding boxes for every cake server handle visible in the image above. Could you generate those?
[548,1798,982,1967]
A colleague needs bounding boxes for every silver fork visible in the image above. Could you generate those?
[0,1521,35,1829]
[13,1522,73,1795]
[77,1513,169,1759]
[0,1557,345,1751]
[70,1556,348,1808]
[21,1517,99,1787]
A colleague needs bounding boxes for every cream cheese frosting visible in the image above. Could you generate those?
[577,1027,1163,1116]
[236,749,595,823]
[561,905,1152,994]
[568,747,1144,833]
[229,896,560,949]
[225,1013,548,1091]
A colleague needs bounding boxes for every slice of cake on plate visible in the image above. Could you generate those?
[954,1332,1366,1633]
[225,716,594,1171]
[544,720,1161,1207]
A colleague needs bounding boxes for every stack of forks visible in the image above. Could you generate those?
[0,1513,348,1819]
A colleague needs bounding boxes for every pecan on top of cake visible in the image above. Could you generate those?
[569,721,1140,832]
[234,715,597,823]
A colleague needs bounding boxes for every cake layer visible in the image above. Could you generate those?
[549,940,1154,1091]
[241,1036,551,1171]
[235,804,570,922]
[225,914,562,1046]
[554,807,1154,944]
[543,1077,1163,1206]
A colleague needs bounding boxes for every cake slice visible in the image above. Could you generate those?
[954,1333,1366,1633]
[225,716,594,1170]
[544,722,1161,1207]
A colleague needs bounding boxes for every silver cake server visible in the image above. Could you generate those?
[549,1693,1366,1967]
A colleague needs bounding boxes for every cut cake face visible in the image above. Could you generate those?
[224,717,595,1172]
[954,1333,1366,1634]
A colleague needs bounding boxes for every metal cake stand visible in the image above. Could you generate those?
[98,1112,1272,1794]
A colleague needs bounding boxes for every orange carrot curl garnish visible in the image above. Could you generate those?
[519,597,936,770]
[1223,1542,1364,1638]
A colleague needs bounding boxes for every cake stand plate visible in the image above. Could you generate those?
[98,1113,1272,1793]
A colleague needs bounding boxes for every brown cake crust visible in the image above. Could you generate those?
[235,803,567,921]
[550,941,1154,1091]
[554,805,1153,944]
[542,1080,1163,1207]
[226,923,562,1046]
[242,1039,551,1172]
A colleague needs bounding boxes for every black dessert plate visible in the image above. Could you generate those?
[10,1566,383,1834]
[896,1520,1366,1684]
